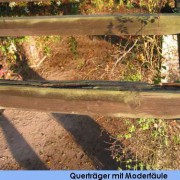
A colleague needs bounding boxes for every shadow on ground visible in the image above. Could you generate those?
[52,113,120,170]
[0,115,48,170]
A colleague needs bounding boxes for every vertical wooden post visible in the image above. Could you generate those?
[175,0,180,9]
[178,35,180,69]
[175,0,180,68]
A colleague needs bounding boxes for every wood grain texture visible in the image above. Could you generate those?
[0,80,179,119]
[0,14,179,36]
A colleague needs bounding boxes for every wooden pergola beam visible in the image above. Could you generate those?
[0,80,180,119]
[0,14,179,36]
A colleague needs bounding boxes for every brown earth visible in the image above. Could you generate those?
[0,110,124,170]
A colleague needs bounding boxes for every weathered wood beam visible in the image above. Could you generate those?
[0,80,180,119]
[0,14,179,36]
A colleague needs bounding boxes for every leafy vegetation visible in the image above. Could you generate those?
[0,0,175,16]
[0,37,27,79]
[111,118,180,170]
[68,36,78,58]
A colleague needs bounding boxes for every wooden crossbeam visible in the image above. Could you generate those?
[0,80,180,119]
[0,14,179,36]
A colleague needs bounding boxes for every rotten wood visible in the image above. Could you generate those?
[0,14,179,36]
[0,80,179,119]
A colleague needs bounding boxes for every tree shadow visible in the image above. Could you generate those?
[14,45,44,81]
[90,15,160,55]
[0,115,48,170]
[106,15,159,36]
[52,113,121,169]
[52,113,144,170]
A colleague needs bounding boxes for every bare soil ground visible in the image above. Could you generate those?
[0,110,124,169]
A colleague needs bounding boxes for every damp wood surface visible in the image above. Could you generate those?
[0,80,180,119]
[0,14,179,36]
